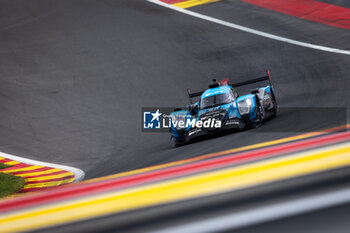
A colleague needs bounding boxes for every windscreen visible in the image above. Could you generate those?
[200,92,234,109]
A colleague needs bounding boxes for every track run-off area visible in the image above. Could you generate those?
[0,0,350,232]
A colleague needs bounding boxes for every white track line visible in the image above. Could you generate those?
[151,187,350,233]
[0,151,85,182]
[147,0,350,56]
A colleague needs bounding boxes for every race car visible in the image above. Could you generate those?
[169,70,279,147]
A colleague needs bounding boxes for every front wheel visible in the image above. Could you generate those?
[170,135,181,148]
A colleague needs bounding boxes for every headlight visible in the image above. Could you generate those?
[171,115,187,130]
[238,98,252,115]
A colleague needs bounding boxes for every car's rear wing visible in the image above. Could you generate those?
[231,70,273,88]
[186,70,273,104]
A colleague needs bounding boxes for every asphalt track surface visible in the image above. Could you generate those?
[0,0,349,179]
[0,0,350,231]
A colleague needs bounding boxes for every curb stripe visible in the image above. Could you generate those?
[25,174,74,183]
[19,170,69,178]
[160,0,190,3]
[22,178,75,189]
[15,169,64,178]
[172,0,220,8]
[2,161,21,166]
[10,167,52,175]
[0,158,12,162]
[24,178,75,186]
[0,164,33,171]
[1,166,43,173]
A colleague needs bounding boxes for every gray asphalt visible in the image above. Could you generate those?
[1,0,350,232]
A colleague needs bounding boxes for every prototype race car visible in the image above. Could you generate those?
[169,70,279,147]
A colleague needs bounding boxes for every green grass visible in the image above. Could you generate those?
[0,163,25,197]
[0,163,10,169]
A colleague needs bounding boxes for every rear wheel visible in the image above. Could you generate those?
[270,90,279,117]
[253,95,263,127]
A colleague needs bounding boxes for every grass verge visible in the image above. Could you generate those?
[0,163,10,169]
[0,163,25,197]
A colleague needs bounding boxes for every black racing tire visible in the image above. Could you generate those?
[170,135,181,148]
[270,89,279,117]
[253,95,263,128]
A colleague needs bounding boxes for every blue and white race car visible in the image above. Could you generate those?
[169,70,279,147]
